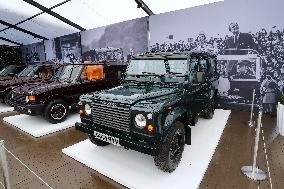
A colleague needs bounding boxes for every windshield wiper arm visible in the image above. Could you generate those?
[169,71,183,75]
[141,72,162,75]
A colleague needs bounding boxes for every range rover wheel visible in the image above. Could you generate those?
[44,99,69,124]
[4,91,13,106]
[88,134,109,146]
[154,121,185,173]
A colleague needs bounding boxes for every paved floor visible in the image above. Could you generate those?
[0,110,283,189]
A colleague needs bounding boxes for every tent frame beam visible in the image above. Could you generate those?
[0,37,22,46]
[0,0,72,33]
[0,20,48,40]
[23,0,86,31]
[135,0,154,16]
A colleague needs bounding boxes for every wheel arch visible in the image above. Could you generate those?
[163,106,191,145]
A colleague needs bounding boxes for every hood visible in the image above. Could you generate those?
[92,83,182,104]
[0,77,31,89]
[13,81,70,95]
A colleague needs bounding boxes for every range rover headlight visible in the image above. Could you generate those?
[85,104,91,115]
[134,114,146,128]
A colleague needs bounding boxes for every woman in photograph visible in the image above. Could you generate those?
[194,32,213,52]
[261,75,279,114]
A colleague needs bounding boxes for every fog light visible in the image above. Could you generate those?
[147,124,154,133]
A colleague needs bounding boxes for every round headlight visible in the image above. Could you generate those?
[85,104,91,115]
[135,114,146,128]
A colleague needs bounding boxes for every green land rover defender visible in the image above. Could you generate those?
[75,51,218,172]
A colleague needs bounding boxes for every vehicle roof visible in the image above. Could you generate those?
[133,50,216,60]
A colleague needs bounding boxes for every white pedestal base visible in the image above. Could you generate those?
[241,166,266,181]
[277,103,284,136]
[3,114,80,138]
[0,104,14,113]
[63,109,231,189]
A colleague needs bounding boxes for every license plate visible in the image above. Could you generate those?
[93,131,120,146]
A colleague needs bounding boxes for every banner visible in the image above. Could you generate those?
[149,0,284,113]
[81,17,148,64]
[21,41,45,64]
[44,32,81,63]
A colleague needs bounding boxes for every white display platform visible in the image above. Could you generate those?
[0,103,14,113]
[63,109,231,189]
[3,114,80,138]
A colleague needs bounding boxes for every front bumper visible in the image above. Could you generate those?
[11,102,44,116]
[75,121,160,156]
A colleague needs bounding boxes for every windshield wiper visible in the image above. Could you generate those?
[141,72,164,75]
[169,71,183,75]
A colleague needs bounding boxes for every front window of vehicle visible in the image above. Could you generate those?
[0,65,16,76]
[168,59,188,75]
[18,65,38,77]
[127,59,167,75]
[59,65,82,82]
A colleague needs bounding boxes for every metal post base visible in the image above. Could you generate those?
[248,120,255,127]
[241,166,266,181]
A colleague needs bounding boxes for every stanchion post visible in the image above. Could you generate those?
[241,111,266,181]
[248,89,256,127]
[0,141,11,189]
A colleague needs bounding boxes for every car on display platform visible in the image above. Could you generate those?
[0,64,26,80]
[0,62,61,105]
[9,62,127,124]
[75,51,218,172]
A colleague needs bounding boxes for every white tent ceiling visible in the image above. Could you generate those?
[0,0,223,46]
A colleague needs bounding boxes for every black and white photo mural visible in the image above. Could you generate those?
[44,32,81,63]
[21,41,45,64]
[149,0,284,113]
[81,17,148,64]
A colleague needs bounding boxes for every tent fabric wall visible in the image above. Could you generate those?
[0,46,22,69]
[149,0,284,113]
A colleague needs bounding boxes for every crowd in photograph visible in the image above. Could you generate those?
[149,23,284,113]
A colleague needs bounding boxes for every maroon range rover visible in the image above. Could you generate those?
[9,62,126,124]
[0,62,61,105]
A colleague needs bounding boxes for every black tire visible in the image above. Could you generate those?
[44,99,69,124]
[88,134,109,146]
[4,91,12,106]
[203,98,215,119]
[154,121,185,173]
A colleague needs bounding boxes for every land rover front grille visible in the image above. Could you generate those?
[92,102,130,132]
[11,92,25,104]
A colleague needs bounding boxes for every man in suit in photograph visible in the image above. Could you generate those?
[225,22,256,50]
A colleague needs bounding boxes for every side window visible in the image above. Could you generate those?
[200,59,207,73]
[189,57,198,83]
[208,59,216,74]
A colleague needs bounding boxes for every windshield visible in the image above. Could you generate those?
[59,65,82,82]
[127,59,167,75]
[18,65,38,77]
[168,59,188,75]
[0,65,16,76]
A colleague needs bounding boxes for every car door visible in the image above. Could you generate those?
[188,56,209,114]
